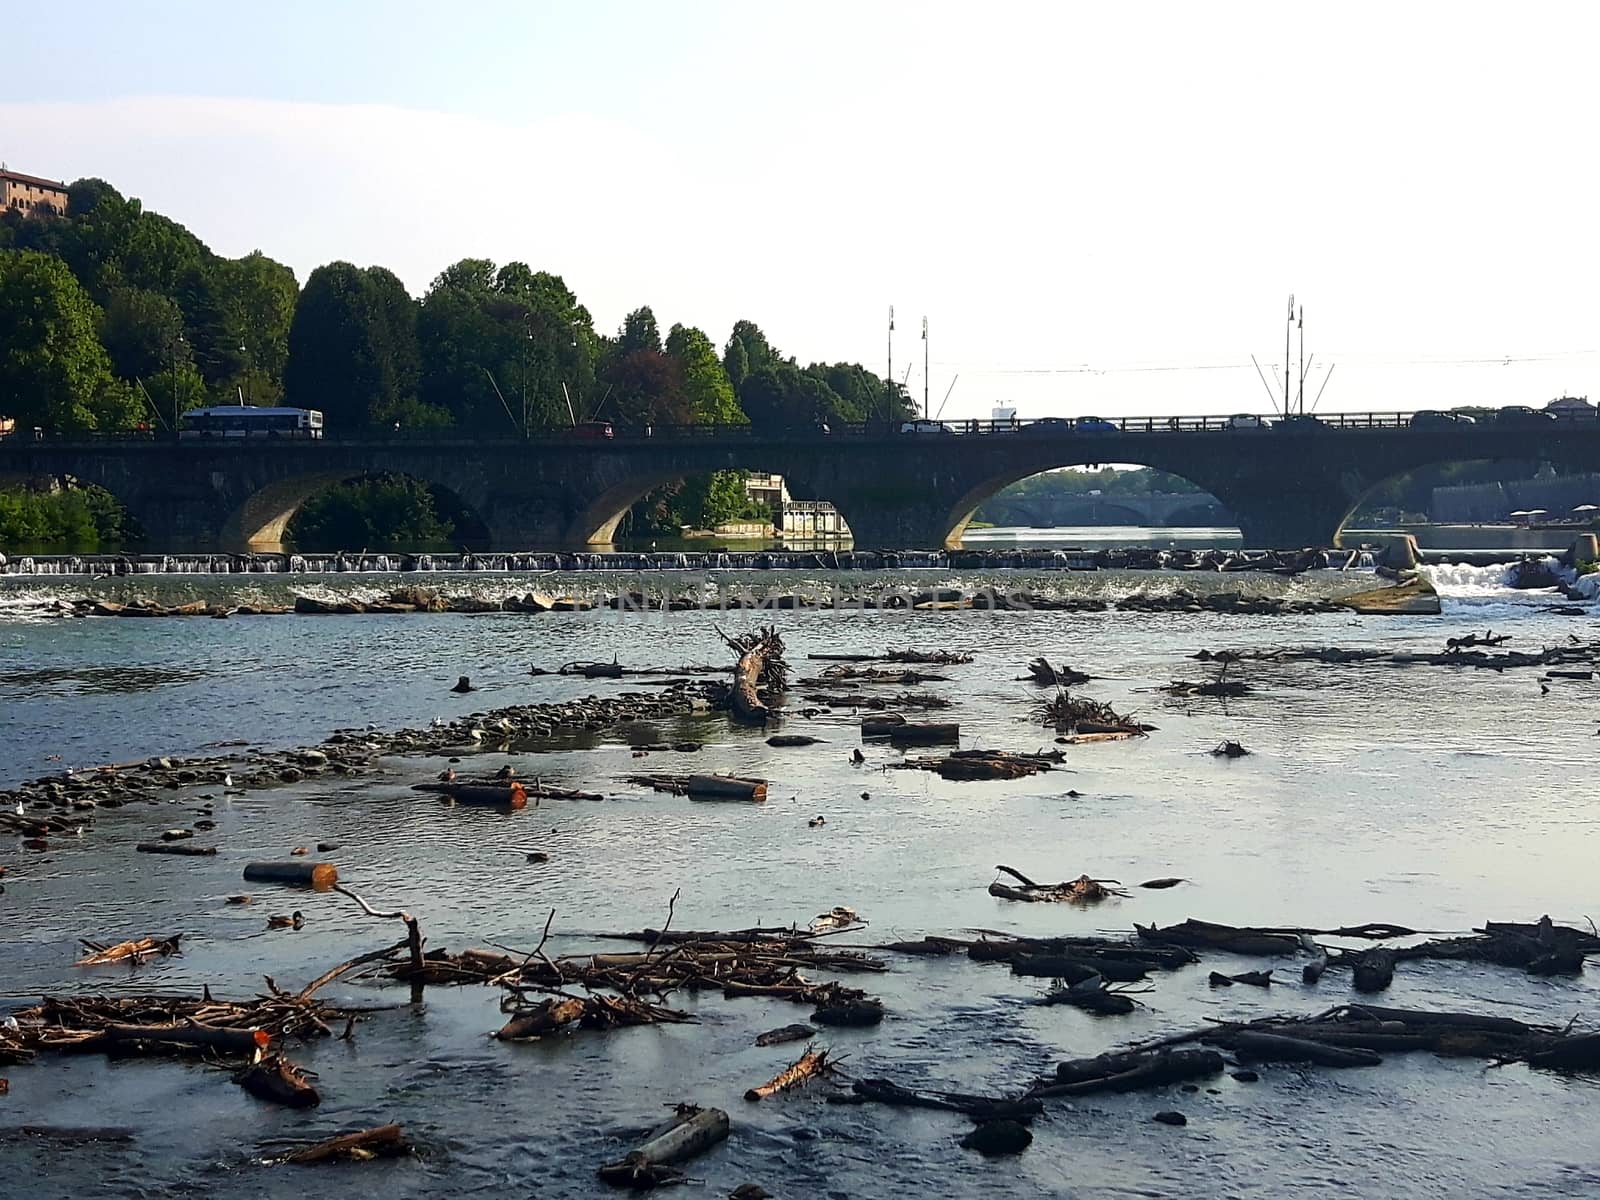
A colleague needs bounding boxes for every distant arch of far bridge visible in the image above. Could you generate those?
[5,415,1600,551]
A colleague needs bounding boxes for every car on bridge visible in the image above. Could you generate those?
[1073,417,1118,433]
[1409,410,1475,429]
[1225,414,1267,430]
[1494,406,1556,428]
[899,419,955,434]
[1021,417,1073,434]
[1273,414,1327,431]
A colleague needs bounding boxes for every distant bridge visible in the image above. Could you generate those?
[976,491,1232,528]
[4,413,1600,550]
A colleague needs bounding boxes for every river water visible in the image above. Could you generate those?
[2,562,1598,1198]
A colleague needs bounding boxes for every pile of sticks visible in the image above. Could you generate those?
[891,749,1061,781]
[808,649,973,665]
[988,866,1128,903]
[1036,690,1148,739]
[75,935,183,967]
[1,990,350,1065]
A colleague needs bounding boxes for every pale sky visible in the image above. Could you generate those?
[4,0,1598,419]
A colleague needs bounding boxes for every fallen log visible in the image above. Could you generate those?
[244,861,339,890]
[597,1104,730,1189]
[886,723,959,746]
[284,1123,411,1165]
[103,1022,267,1053]
[687,775,767,802]
[1136,919,1302,956]
[744,1048,831,1101]
[723,627,787,726]
[420,781,528,808]
[990,866,1126,903]
[1526,1032,1600,1072]
[77,936,183,966]
[236,1054,321,1107]
[755,1023,816,1047]
[135,842,217,857]
[1224,1030,1383,1068]
[1033,1048,1225,1098]
[766,734,824,747]
[1351,947,1397,993]
[495,998,587,1040]
[845,1078,1041,1122]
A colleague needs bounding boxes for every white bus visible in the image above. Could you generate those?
[179,406,324,439]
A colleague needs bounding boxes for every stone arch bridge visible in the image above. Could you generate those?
[3,419,1599,551]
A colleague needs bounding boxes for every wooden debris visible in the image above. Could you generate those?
[76,935,182,967]
[885,722,959,746]
[135,842,217,857]
[495,994,690,1040]
[988,865,1127,903]
[808,650,973,664]
[842,1077,1041,1122]
[744,1047,832,1101]
[244,861,339,890]
[766,734,824,747]
[1210,740,1250,757]
[722,626,787,726]
[236,1054,321,1107]
[755,1024,815,1047]
[283,1123,411,1165]
[414,781,528,808]
[892,749,1059,781]
[961,1119,1033,1155]
[1032,1048,1225,1098]
[1037,690,1147,737]
[624,774,768,802]
[1020,657,1090,686]
[1139,877,1186,889]
[597,1104,730,1189]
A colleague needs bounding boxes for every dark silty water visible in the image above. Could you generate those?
[2,564,1599,1198]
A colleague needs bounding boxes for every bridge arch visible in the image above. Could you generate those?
[223,470,491,552]
[943,464,1235,548]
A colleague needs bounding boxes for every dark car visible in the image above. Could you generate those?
[1409,410,1464,429]
[1023,417,1074,434]
[1494,406,1556,428]
[1274,414,1327,431]
[568,420,615,439]
[1074,417,1118,433]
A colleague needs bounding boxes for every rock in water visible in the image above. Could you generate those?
[960,1119,1033,1156]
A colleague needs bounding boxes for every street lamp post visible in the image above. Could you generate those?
[170,333,185,435]
[239,342,249,406]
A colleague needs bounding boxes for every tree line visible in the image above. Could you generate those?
[0,179,916,437]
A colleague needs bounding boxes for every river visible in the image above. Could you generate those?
[2,562,1597,1198]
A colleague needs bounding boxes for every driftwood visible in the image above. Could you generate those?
[988,865,1127,903]
[799,665,951,686]
[766,734,824,747]
[808,649,974,664]
[721,627,787,726]
[1136,919,1303,956]
[495,993,689,1040]
[283,1123,412,1165]
[886,723,959,746]
[236,1054,321,1107]
[1032,976,1138,1014]
[624,774,768,802]
[415,778,602,803]
[892,749,1059,781]
[597,1104,730,1189]
[135,842,217,857]
[755,1023,815,1047]
[1037,690,1147,737]
[744,1047,832,1101]
[1228,1030,1382,1067]
[1020,657,1090,687]
[1031,1048,1225,1098]
[806,691,952,710]
[843,1077,1041,1122]
[244,861,339,890]
[414,781,529,808]
[76,936,182,966]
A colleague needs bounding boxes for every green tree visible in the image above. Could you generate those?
[284,262,427,429]
[618,306,662,354]
[288,475,455,551]
[99,285,186,382]
[737,363,846,430]
[418,259,598,433]
[215,251,298,403]
[666,324,743,424]
[142,362,210,428]
[0,250,139,431]
[724,319,780,384]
